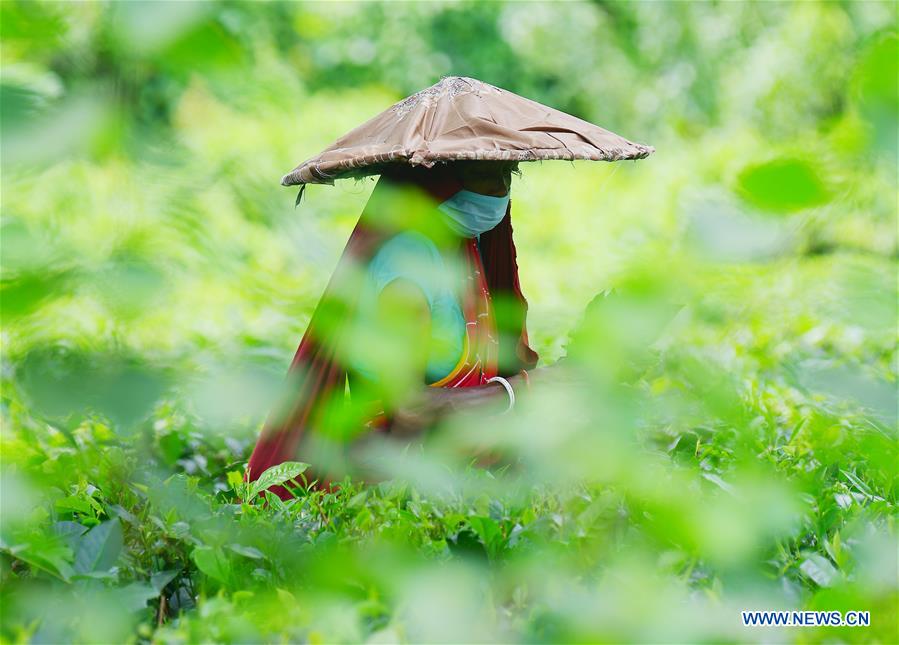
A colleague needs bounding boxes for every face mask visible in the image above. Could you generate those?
[437,189,510,238]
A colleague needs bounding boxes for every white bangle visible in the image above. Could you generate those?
[486,376,515,414]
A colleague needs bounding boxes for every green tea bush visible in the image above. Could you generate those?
[1,2,895,642]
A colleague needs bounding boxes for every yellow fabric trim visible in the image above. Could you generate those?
[428,328,470,388]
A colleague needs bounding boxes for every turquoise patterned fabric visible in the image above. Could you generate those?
[351,231,465,384]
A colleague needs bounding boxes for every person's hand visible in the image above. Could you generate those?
[525,361,586,389]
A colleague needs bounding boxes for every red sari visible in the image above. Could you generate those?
[247,170,537,499]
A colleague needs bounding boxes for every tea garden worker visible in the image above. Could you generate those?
[247,77,653,498]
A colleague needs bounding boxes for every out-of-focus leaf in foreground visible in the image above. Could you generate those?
[736,157,830,215]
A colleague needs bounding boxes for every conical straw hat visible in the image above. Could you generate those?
[281,76,654,187]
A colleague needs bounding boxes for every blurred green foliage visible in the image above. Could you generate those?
[1,1,896,643]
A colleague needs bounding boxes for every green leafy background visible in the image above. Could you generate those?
[1,1,896,643]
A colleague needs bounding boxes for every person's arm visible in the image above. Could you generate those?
[372,278,518,437]
[389,358,581,438]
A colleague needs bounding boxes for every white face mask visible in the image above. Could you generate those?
[437,189,510,238]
